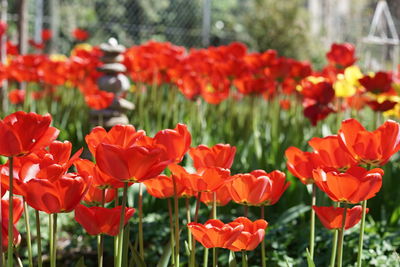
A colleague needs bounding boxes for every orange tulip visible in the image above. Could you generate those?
[227,217,268,251]
[0,111,59,157]
[189,144,236,171]
[200,184,232,206]
[143,174,185,199]
[137,123,191,163]
[228,170,289,206]
[313,205,368,230]
[24,172,91,214]
[308,135,357,171]
[82,186,116,205]
[313,166,383,203]
[338,119,400,166]
[187,219,244,249]
[168,164,231,193]
[285,146,322,184]
[74,205,135,236]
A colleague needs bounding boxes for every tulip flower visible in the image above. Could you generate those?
[74,159,124,189]
[358,71,392,94]
[313,166,383,204]
[143,174,185,199]
[308,135,357,171]
[137,123,191,163]
[74,205,135,236]
[285,146,322,184]
[313,206,367,230]
[1,197,23,250]
[326,43,356,69]
[24,172,91,214]
[338,119,400,166]
[227,217,268,251]
[169,164,231,193]
[83,186,116,205]
[0,111,59,157]
[189,144,236,171]
[200,184,231,206]
[187,219,244,249]
[72,28,89,41]
[228,170,289,206]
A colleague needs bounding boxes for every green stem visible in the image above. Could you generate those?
[167,199,175,267]
[356,200,368,267]
[172,177,180,266]
[185,198,192,249]
[117,182,128,267]
[190,192,202,267]
[52,213,57,267]
[242,251,248,267]
[7,157,14,267]
[97,190,105,267]
[203,248,209,267]
[35,210,43,267]
[310,184,316,260]
[336,204,348,267]
[212,193,217,266]
[213,248,218,267]
[138,183,144,259]
[261,206,266,267]
[329,203,340,267]
[114,189,119,267]
[22,198,33,267]
[49,214,53,267]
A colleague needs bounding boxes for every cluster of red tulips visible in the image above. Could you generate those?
[286,118,400,267]
[2,32,400,125]
[1,109,399,266]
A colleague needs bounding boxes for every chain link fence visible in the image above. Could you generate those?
[5,0,400,70]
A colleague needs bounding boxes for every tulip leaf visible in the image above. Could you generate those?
[129,243,147,267]
[74,257,86,267]
[276,204,310,225]
[228,250,237,267]
[306,249,316,267]
[156,240,172,267]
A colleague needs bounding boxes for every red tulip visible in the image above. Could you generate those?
[41,29,52,42]
[1,197,24,250]
[74,159,124,189]
[83,186,116,205]
[0,111,59,157]
[187,219,244,249]
[308,135,357,171]
[326,43,356,68]
[72,28,89,41]
[227,217,268,251]
[338,119,400,166]
[84,90,114,110]
[189,144,236,171]
[168,164,231,193]
[313,205,367,230]
[143,174,185,199]
[285,146,322,184]
[74,205,135,236]
[138,123,191,163]
[200,184,232,206]
[8,89,25,105]
[358,72,392,94]
[228,170,289,206]
[313,166,383,203]
[24,172,91,214]
[85,125,145,157]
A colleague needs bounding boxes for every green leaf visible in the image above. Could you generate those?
[276,204,310,225]
[306,248,316,267]
[129,243,147,267]
[74,257,86,267]
[156,240,172,267]
[228,250,237,267]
